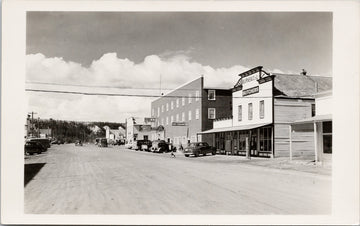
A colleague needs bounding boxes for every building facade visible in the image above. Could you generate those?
[201,66,332,158]
[125,117,164,146]
[150,77,232,147]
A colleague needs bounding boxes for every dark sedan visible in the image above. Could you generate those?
[183,142,217,157]
[25,141,46,155]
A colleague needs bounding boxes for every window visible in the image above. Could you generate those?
[188,94,192,103]
[143,135,148,140]
[166,117,169,125]
[195,91,200,101]
[188,110,192,121]
[260,100,265,119]
[248,103,253,120]
[157,107,160,117]
[208,90,216,100]
[195,108,200,119]
[182,112,185,121]
[152,108,154,117]
[176,99,179,108]
[208,108,216,119]
[171,101,174,110]
[311,104,316,117]
[166,103,169,111]
[171,115,174,123]
[176,114,179,122]
[238,105,242,121]
[161,105,164,113]
[323,121,332,154]
[182,97,185,106]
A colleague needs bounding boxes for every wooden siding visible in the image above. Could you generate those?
[274,98,315,157]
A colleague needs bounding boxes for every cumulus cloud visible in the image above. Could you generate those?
[26,52,251,122]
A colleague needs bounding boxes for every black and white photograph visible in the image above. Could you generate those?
[1,1,359,225]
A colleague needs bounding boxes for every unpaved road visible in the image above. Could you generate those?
[24,144,331,214]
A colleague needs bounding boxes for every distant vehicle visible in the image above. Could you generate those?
[124,141,134,149]
[151,140,170,153]
[75,140,83,146]
[51,139,64,145]
[98,138,108,147]
[183,142,217,157]
[24,141,45,155]
[27,138,51,150]
[132,140,152,151]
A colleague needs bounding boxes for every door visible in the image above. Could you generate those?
[250,132,258,156]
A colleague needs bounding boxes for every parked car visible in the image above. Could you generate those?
[51,139,64,145]
[183,142,217,157]
[98,138,108,147]
[135,140,152,151]
[151,140,170,153]
[124,141,134,149]
[27,138,51,151]
[24,141,46,155]
[75,140,83,146]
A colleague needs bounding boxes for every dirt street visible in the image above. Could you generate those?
[24,144,331,214]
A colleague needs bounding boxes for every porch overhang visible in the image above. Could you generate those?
[292,114,332,125]
[198,123,271,134]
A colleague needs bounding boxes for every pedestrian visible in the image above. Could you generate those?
[171,150,176,158]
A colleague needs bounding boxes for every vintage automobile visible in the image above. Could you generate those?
[24,141,46,155]
[183,142,217,157]
[75,140,83,146]
[135,140,152,151]
[27,138,51,151]
[98,138,108,147]
[151,140,170,153]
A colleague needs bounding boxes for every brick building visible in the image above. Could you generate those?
[150,77,232,147]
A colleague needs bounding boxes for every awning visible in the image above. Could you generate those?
[292,114,332,124]
[198,123,271,134]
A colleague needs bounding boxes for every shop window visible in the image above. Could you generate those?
[260,100,265,119]
[248,103,253,120]
[259,127,272,152]
[238,105,242,121]
[208,90,216,100]
[208,108,216,119]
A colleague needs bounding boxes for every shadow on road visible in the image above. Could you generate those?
[24,163,46,186]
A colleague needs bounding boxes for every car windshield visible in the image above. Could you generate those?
[189,143,199,148]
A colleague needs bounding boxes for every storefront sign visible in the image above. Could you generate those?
[144,117,157,123]
[241,73,259,84]
[172,122,187,126]
[243,86,259,96]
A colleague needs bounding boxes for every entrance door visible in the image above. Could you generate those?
[250,132,258,156]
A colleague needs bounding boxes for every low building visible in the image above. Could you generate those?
[290,90,332,163]
[104,125,126,143]
[150,77,232,147]
[125,117,164,145]
[200,66,332,158]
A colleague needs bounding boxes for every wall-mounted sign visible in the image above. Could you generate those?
[243,86,259,96]
[241,73,259,84]
[144,117,157,123]
[172,122,187,126]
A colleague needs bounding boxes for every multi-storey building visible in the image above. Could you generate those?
[125,117,164,146]
[201,66,332,158]
[150,77,232,147]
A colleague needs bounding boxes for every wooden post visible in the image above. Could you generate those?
[289,124,293,161]
[314,122,318,163]
[245,136,250,159]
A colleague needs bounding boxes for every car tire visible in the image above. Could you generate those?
[195,152,199,157]
[185,154,189,157]
[212,151,216,155]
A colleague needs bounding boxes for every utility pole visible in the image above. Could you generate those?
[28,112,37,137]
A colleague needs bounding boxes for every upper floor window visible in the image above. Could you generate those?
[311,104,316,117]
[195,108,200,119]
[182,97,185,106]
[260,100,265,119]
[157,107,160,117]
[171,101,174,110]
[188,110,192,121]
[152,108,155,117]
[208,90,216,100]
[161,105,164,113]
[166,116,169,125]
[176,99,179,108]
[208,108,216,119]
[188,94,192,104]
[166,103,169,111]
[195,91,200,101]
[182,112,185,121]
[238,105,242,121]
[248,103,253,120]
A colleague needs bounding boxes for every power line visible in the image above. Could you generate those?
[25,88,315,99]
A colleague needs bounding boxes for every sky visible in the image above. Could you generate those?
[26,12,332,122]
